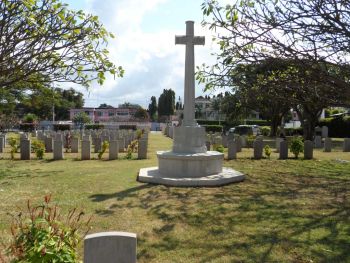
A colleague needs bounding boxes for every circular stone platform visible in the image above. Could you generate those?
[138,167,245,187]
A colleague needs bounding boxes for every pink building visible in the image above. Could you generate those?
[69,107,139,123]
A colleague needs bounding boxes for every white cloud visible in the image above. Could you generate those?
[73,0,221,108]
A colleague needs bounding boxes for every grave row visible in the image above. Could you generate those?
[0,129,149,161]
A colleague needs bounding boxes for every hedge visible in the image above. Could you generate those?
[19,123,37,132]
[85,124,105,130]
[53,124,71,131]
[317,117,350,138]
[202,125,223,133]
[119,125,137,130]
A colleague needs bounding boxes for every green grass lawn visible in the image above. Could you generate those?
[0,133,349,262]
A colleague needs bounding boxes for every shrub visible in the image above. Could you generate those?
[285,127,303,136]
[246,135,255,148]
[23,113,38,123]
[98,140,109,160]
[125,140,138,159]
[119,125,137,130]
[136,129,143,139]
[290,137,304,159]
[264,145,271,159]
[85,124,104,130]
[3,195,91,263]
[19,123,37,132]
[31,140,45,159]
[260,126,271,136]
[214,144,224,153]
[9,138,19,160]
[53,124,71,131]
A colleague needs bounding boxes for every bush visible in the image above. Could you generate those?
[125,140,138,159]
[317,117,350,138]
[264,145,271,159]
[197,120,227,126]
[246,135,255,148]
[260,126,271,136]
[214,144,224,153]
[202,125,223,133]
[31,140,45,159]
[3,195,91,263]
[98,140,109,160]
[290,137,304,159]
[9,138,19,160]
[85,124,105,130]
[245,119,270,126]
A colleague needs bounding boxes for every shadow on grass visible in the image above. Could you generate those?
[89,160,350,262]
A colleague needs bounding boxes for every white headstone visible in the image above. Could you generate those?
[84,232,137,263]
[279,140,288,160]
[324,137,332,152]
[227,140,237,160]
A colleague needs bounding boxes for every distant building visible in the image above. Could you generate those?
[69,106,139,123]
[194,96,224,121]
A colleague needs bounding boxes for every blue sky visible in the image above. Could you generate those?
[63,0,221,108]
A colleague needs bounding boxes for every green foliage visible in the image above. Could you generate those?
[22,113,38,123]
[202,125,223,133]
[148,96,158,121]
[0,0,123,90]
[214,144,224,153]
[246,135,255,148]
[31,140,45,159]
[133,108,149,120]
[72,112,91,128]
[85,124,104,130]
[136,129,143,140]
[9,138,19,160]
[119,125,137,130]
[260,126,271,136]
[317,117,350,138]
[264,145,271,159]
[290,137,304,159]
[98,141,109,160]
[157,89,175,118]
[5,195,91,263]
[125,140,138,160]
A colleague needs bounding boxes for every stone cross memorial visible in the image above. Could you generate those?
[138,21,244,187]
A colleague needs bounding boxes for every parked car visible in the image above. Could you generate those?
[228,125,260,136]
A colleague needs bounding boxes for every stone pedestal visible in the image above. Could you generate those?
[324,138,332,152]
[279,140,288,160]
[20,139,31,160]
[304,140,313,160]
[172,126,207,153]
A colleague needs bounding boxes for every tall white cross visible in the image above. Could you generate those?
[175,21,205,127]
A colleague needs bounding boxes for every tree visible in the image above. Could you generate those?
[147,96,158,121]
[98,103,113,108]
[134,108,149,120]
[15,86,84,121]
[0,0,123,90]
[158,89,175,119]
[199,0,350,139]
[72,112,90,129]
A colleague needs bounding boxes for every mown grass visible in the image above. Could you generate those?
[0,133,349,262]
